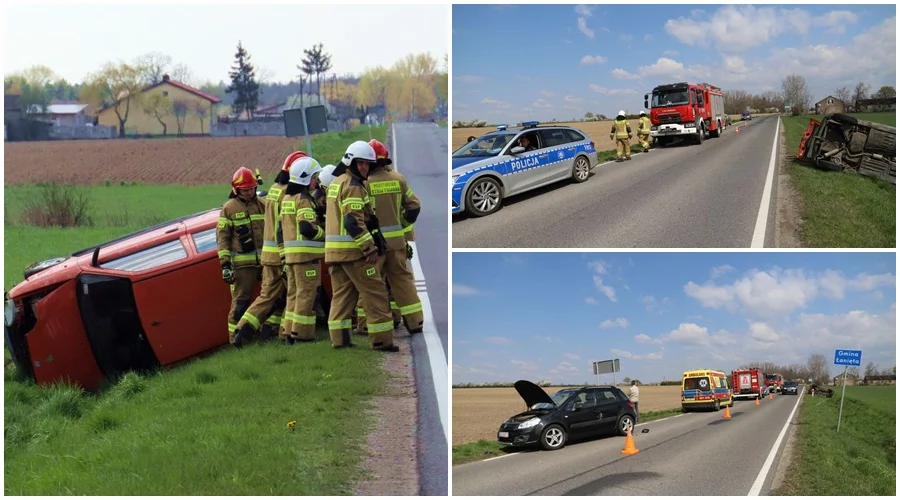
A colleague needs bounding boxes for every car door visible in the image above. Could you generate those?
[592,389,624,432]
[503,131,546,194]
[539,128,577,180]
[561,390,604,437]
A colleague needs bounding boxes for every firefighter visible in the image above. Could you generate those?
[637,110,652,153]
[280,156,325,344]
[355,139,423,335]
[609,110,633,162]
[217,167,267,343]
[233,151,307,347]
[324,141,398,352]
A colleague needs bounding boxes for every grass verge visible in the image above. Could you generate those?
[781,112,895,248]
[4,335,384,495]
[595,143,657,164]
[772,387,895,496]
[452,407,682,466]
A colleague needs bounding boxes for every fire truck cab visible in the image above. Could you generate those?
[644,82,727,147]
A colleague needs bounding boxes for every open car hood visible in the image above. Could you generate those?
[513,380,555,408]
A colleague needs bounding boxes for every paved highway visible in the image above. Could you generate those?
[452,394,804,496]
[452,116,781,248]
[392,122,449,496]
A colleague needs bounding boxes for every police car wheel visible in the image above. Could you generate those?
[466,177,502,217]
[572,157,590,183]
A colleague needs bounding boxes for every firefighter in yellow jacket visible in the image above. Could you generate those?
[217,167,267,343]
[233,151,307,347]
[280,156,325,344]
[354,139,424,335]
[637,110,652,153]
[324,141,398,352]
[609,110,633,162]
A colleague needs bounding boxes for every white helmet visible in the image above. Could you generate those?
[318,164,338,188]
[640,109,647,116]
[341,140,377,167]
[288,156,323,186]
[618,109,626,117]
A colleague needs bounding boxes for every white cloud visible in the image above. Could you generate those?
[610,348,663,361]
[481,97,510,109]
[589,84,637,95]
[711,265,736,278]
[581,55,607,65]
[620,34,633,42]
[563,353,581,360]
[522,107,533,112]
[663,50,679,56]
[637,57,712,82]
[470,349,491,357]
[556,361,580,373]
[485,336,513,345]
[588,261,617,302]
[813,10,859,35]
[585,296,599,305]
[642,295,670,314]
[600,317,629,329]
[453,284,481,296]
[511,359,540,371]
[748,322,781,343]
[664,5,813,52]
[644,34,653,42]
[635,333,663,345]
[455,75,484,83]
[661,323,711,346]
[612,68,641,80]
[575,4,593,17]
[540,89,556,97]
[532,98,553,109]
[577,17,594,38]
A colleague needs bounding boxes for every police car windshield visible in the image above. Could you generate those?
[653,91,689,107]
[453,132,518,158]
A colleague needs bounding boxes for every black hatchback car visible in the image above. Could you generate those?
[782,380,799,395]
[497,380,637,451]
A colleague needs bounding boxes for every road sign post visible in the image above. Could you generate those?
[592,358,621,386]
[833,349,863,433]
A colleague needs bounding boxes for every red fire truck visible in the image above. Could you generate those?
[643,82,727,147]
[766,373,784,394]
[731,368,767,400]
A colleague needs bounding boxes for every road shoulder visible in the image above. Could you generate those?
[775,117,803,247]
[768,395,804,493]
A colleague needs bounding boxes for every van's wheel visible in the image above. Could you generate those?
[540,425,567,450]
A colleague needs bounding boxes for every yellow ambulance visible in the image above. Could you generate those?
[681,369,734,412]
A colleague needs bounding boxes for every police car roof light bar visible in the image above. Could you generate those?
[497,124,508,131]
[522,121,540,128]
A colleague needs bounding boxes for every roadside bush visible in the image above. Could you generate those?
[21,183,94,228]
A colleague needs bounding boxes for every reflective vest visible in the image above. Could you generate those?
[614,119,630,139]
[639,116,652,133]
[216,196,266,269]
[280,191,325,264]
[366,168,421,252]
[261,183,287,266]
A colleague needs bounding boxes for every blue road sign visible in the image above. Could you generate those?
[833,349,862,366]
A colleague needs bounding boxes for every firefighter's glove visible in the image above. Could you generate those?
[299,220,319,240]
[221,263,236,284]
[628,134,633,139]
[609,134,614,141]
[406,242,414,260]
[235,225,255,253]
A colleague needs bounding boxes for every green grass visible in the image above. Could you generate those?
[4,337,385,495]
[772,386,895,496]
[310,124,386,165]
[595,143,657,163]
[437,120,448,128]
[782,112,896,248]
[452,407,682,466]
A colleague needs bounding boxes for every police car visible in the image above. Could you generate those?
[451,121,597,217]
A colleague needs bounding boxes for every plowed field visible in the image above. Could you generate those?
[452,385,681,446]
[4,136,302,185]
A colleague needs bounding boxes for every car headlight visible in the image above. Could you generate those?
[518,417,541,430]
[5,299,17,327]
[451,174,460,185]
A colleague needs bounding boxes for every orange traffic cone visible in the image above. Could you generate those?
[723,404,732,419]
[735,126,740,134]
[755,397,760,406]
[621,426,639,455]
[769,392,774,400]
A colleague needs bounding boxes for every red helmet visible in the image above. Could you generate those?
[281,151,308,172]
[232,167,258,194]
[368,140,389,159]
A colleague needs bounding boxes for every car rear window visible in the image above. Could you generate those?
[683,376,712,391]
[566,130,586,142]
[101,239,188,272]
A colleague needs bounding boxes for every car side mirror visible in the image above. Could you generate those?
[644,99,649,109]
[510,146,525,155]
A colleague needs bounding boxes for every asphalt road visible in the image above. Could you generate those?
[452,116,781,248]
[392,122,449,496]
[452,393,804,496]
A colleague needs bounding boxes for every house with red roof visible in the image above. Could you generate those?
[96,74,222,135]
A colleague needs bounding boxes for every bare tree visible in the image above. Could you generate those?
[192,102,208,134]
[782,74,811,116]
[172,99,189,134]
[852,81,870,111]
[136,51,173,85]
[865,360,879,378]
[834,86,852,106]
[170,63,194,86]
[806,353,828,384]
[846,366,860,378]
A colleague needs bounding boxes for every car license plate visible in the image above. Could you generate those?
[498,431,509,438]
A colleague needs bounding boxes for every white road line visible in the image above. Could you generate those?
[750,118,780,248]
[483,452,522,462]
[392,122,449,443]
[748,391,804,496]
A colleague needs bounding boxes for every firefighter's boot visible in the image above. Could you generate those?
[233,323,256,348]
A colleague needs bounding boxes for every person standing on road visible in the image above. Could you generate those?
[629,380,640,423]
[610,110,633,162]
[217,167,266,344]
[324,141,398,352]
[637,110,652,153]
[280,156,325,344]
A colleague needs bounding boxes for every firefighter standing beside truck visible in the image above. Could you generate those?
[217,167,267,344]
[279,156,325,344]
[354,139,424,336]
[324,141,398,352]
[637,110,652,153]
[233,151,307,347]
[610,110,633,162]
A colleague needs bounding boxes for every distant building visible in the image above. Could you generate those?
[856,98,896,113]
[97,74,222,135]
[27,100,91,126]
[815,96,845,115]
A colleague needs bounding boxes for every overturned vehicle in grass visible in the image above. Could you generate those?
[797,113,896,185]
[4,208,333,392]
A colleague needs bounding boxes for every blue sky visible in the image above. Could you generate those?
[5,2,447,84]
[452,253,896,385]
[452,4,897,123]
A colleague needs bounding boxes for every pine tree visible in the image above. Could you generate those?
[225,41,260,119]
